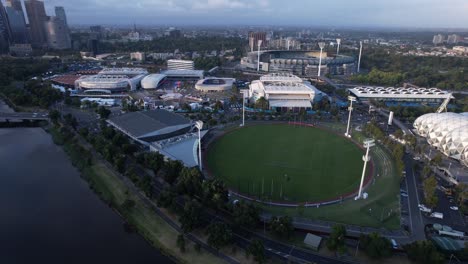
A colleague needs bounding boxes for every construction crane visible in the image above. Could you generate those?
[436,93,453,113]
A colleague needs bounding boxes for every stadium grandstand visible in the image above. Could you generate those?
[414,112,468,167]
[161,69,204,81]
[248,73,325,111]
[241,50,356,76]
[349,86,453,102]
[195,78,235,92]
[75,67,148,94]
[141,74,168,89]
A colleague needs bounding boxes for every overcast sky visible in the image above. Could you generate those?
[37,0,468,28]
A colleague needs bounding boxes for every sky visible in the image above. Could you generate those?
[37,0,468,28]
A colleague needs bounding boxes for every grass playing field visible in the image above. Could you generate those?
[207,124,365,202]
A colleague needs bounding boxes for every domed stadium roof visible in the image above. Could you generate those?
[141,74,166,89]
[414,112,468,167]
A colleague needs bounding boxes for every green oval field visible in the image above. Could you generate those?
[207,124,365,203]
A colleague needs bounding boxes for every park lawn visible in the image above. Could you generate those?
[85,161,227,264]
[207,124,364,202]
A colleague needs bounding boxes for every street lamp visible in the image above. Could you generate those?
[257,40,263,72]
[356,139,375,199]
[357,41,363,73]
[317,42,325,77]
[336,38,341,56]
[345,96,357,137]
[195,120,204,171]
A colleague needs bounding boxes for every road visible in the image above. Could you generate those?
[0,111,49,121]
[404,155,426,241]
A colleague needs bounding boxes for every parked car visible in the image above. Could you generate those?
[450,206,459,211]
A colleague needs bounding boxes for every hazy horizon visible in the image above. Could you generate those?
[19,0,468,29]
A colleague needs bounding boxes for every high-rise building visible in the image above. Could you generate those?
[54,6,68,27]
[248,31,267,52]
[6,0,23,12]
[5,1,28,44]
[0,2,11,52]
[432,34,445,45]
[447,34,462,44]
[45,16,71,49]
[24,0,47,47]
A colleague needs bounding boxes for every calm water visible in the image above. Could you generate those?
[0,128,173,264]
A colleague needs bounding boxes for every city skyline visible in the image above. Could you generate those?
[35,0,468,28]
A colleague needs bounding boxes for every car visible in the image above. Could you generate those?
[450,206,459,211]
[391,239,399,250]
[401,192,408,197]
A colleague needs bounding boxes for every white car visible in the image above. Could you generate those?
[401,192,408,197]
[450,206,459,211]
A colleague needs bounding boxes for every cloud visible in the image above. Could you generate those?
[41,0,467,27]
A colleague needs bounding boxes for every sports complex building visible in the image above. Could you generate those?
[349,86,453,103]
[75,67,148,95]
[414,112,468,167]
[195,78,235,92]
[107,109,204,167]
[248,73,325,111]
[140,74,168,89]
[241,50,356,76]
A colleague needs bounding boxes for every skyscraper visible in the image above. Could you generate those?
[248,32,267,52]
[24,0,47,47]
[0,2,12,52]
[45,16,71,49]
[54,6,68,27]
[5,0,28,44]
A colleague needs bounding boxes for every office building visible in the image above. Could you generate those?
[432,34,444,45]
[25,0,47,47]
[447,34,462,44]
[88,38,99,56]
[248,31,267,52]
[9,43,32,56]
[45,16,70,49]
[4,4,28,44]
[0,2,11,47]
[167,59,195,70]
[54,6,68,27]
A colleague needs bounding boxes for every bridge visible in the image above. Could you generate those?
[0,112,50,122]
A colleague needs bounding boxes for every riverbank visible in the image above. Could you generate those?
[46,126,227,264]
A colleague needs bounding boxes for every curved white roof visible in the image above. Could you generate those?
[414,112,468,167]
[141,74,167,89]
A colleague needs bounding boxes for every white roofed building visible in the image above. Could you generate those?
[248,73,323,111]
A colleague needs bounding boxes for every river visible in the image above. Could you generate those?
[0,127,173,264]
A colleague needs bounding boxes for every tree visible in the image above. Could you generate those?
[404,241,444,264]
[423,176,438,208]
[269,216,294,239]
[120,199,135,213]
[49,109,61,124]
[176,234,186,253]
[431,153,443,167]
[359,233,392,259]
[206,222,233,250]
[247,239,266,264]
[232,201,260,228]
[176,167,202,197]
[255,97,269,110]
[179,200,203,233]
[202,178,229,209]
[157,189,178,211]
[97,106,111,119]
[78,127,89,138]
[326,224,347,253]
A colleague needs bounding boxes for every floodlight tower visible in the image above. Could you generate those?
[257,40,263,72]
[195,120,204,171]
[336,38,341,56]
[317,42,326,77]
[357,41,363,73]
[240,90,248,127]
[357,139,375,199]
[345,96,357,137]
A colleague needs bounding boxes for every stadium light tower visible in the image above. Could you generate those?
[317,42,326,77]
[356,139,375,199]
[336,38,341,56]
[345,96,357,137]
[240,90,248,127]
[257,40,263,72]
[195,121,204,171]
[357,41,363,73]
